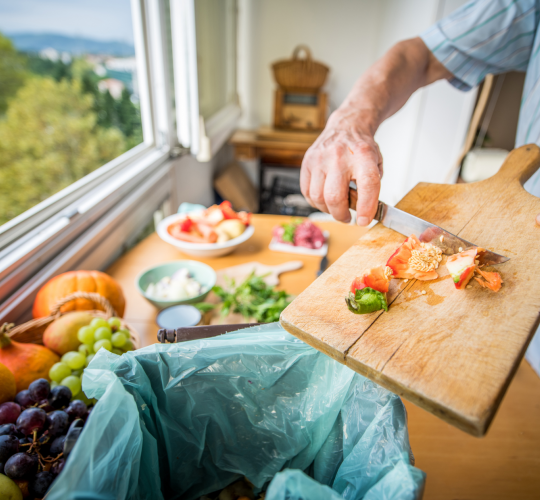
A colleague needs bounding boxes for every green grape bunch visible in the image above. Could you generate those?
[49,315,134,403]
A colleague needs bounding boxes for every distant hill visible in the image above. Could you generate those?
[6,33,135,57]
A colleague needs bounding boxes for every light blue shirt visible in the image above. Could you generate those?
[421,0,540,193]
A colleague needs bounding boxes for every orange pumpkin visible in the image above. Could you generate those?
[32,270,126,318]
[0,325,60,392]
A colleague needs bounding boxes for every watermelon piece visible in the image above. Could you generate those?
[350,265,392,294]
[179,217,194,232]
[386,234,439,280]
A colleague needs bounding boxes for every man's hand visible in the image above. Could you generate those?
[300,111,382,226]
[537,213,540,226]
[300,37,453,226]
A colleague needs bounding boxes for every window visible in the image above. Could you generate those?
[170,0,240,160]
[0,0,241,323]
[0,0,145,227]
[0,0,176,321]
[195,0,237,120]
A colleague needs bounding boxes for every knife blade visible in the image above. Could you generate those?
[348,187,509,266]
[317,255,329,277]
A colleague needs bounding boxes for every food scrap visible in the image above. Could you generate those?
[346,235,504,315]
[447,248,503,291]
[474,267,503,292]
[272,219,326,249]
[446,248,481,289]
[168,201,251,244]
[350,265,392,294]
[346,266,392,314]
[386,234,441,280]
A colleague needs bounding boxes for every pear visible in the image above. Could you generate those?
[0,473,23,500]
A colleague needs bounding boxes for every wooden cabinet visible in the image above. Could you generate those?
[230,126,318,166]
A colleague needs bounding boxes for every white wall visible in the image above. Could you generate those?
[238,0,384,128]
[239,0,476,206]
[374,0,477,204]
[172,145,234,209]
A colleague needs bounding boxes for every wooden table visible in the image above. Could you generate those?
[107,214,362,346]
[107,214,540,500]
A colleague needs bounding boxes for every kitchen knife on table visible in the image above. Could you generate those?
[348,187,509,266]
[316,255,329,277]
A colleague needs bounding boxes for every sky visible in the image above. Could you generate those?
[0,0,134,43]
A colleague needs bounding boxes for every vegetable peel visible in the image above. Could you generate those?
[345,287,388,315]
[386,235,440,281]
[350,265,392,294]
[474,268,502,292]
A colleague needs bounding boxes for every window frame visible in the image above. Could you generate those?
[170,0,241,161]
[0,0,177,321]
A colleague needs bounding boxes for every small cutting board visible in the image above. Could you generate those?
[207,261,303,325]
[215,261,303,287]
[280,145,540,436]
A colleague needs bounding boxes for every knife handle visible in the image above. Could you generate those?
[348,187,358,211]
[348,187,385,222]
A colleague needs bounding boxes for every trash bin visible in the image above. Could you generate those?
[47,323,425,500]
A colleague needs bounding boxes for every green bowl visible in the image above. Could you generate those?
[136,260,216,310]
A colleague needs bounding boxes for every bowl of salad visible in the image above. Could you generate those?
[157,201,254,258]
[136,260,216,309]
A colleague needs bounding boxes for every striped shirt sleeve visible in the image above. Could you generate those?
[421,0,540,91]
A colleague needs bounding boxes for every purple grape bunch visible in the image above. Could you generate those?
[0,376,94,499]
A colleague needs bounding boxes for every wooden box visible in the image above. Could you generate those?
[273,89,327,131]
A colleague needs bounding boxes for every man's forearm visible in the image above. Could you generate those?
[300,37,453,225]
[330,37,452,135]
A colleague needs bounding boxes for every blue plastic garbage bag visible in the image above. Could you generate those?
[47,323,425,500]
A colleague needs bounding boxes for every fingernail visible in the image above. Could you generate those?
[343,215,351,223]
[357,216,370,226]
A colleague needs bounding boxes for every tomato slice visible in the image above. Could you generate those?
[386,235,438,280]
[474,268,502,292]
[351,265,392,294]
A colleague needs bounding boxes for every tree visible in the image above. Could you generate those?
[0,33,27,114]
[0,77,125,225]
[117,88,143,149]
[26,53,72,82]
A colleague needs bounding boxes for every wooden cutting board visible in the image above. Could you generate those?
[280,145,540,437]
[205,261,303,325]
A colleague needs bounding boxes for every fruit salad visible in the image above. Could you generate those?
[168,201,251,244]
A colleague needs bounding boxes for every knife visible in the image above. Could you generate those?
[157,323,261,343]
[348,187,509,266]
[317,255,329,277]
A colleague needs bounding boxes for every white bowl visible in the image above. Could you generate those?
[157,213,255,258]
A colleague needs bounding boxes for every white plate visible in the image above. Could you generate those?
[157,213,255,258]
[269,231,329,257]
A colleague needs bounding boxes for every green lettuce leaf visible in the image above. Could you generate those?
[281,218,302,243]
[345,287,388,315]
